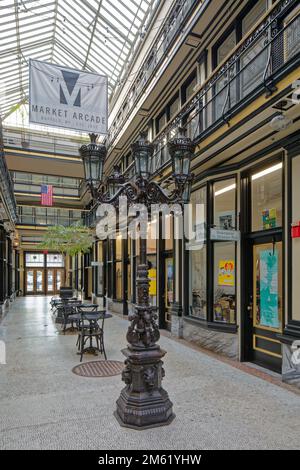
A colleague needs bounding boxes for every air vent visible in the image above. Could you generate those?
[272,99,295,111]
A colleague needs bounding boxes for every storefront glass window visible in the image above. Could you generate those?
[115,261,122,301]
[115,234,122,301]
[127,263,132,300]
[190,248,207,319]
[213,242,236,324]
[116,234,122,259]
[127,239,132,301]
[148,254,157,307]
[147,220,157,254]
[214,178,236,230]
[96,242,104,296]
[189,186,207,319]
[164,215,173,251]
[251,162,282,231]
[292,155,300,322]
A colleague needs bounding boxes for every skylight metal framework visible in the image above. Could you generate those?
[0,0,158,118]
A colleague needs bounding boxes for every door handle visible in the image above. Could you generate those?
[247,303,253,319]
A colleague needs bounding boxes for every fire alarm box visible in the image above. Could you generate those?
[291,222,300,238]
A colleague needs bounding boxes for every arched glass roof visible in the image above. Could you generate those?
[0,0,158,119]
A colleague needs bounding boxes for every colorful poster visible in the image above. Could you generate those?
[148,268,157,296]
[259,249,279,328]
[218,260,235,287]
[262,208,277,230]
[166,260,174,305]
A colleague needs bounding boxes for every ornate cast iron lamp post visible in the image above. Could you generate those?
[79,129,195,429]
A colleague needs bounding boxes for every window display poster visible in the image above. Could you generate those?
[262,208,277,229]
[218,260,235,287]
[148,268,157,296]
[166,260,174,305]
[218,211,235,230]
[259,249,279,328]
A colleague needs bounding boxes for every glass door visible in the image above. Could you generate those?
[249,240,283,371]
[56,269,64,292]
[46,269,64,294]
[26,270,34,293]
[25,269,45,295]
[242,159,283,372]
[36,270,44,293]
[46,270,54,294]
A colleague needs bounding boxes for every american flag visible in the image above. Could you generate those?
[41,184,53,206]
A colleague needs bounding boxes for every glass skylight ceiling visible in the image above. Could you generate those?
[0,0,158,119]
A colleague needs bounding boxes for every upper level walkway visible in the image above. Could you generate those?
[0,296,299,450]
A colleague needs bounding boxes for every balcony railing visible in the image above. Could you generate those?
[107,0,202,148]
[0,119,18,223]
[17,208,83,227]
[3,130,85,157]
[149,0,300,174]
[82,206,98,228]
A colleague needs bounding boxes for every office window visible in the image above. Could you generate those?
[157,113,167,133]
[214,31,236,120]
[284,5,300,62]
[217,30,236,65]
[242,0,267,35]
[240,0,268,98]
[187,77,197,100]
[169,95,180,119]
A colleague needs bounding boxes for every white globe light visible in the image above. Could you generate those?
[269,114,293,132]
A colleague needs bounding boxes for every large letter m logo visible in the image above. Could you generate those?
[60,70,81,107]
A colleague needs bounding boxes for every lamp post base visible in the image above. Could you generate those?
[115,346,175,429]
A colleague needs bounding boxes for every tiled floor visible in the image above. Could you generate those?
[0,296,299,450]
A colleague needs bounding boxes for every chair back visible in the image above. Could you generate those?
[59,287,73,299]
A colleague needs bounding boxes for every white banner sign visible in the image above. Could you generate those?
[210,228,240,241]
[29,59,108,133]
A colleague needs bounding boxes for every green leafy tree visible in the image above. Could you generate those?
[39,223,94,256]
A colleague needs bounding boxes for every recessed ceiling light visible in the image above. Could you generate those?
[215,183,236,196]
[251,162,282,181]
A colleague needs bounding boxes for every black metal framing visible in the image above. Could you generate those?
[284,140,300,338]
[159,214,174,332]
[240,152,285,364]
[185,174,238,333]
[0,223,7,304]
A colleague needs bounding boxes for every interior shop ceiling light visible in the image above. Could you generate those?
[251,162,283,181]
[215,183,236,197]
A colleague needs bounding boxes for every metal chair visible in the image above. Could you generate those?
[76,307,107,362]
[61,300,82,334]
